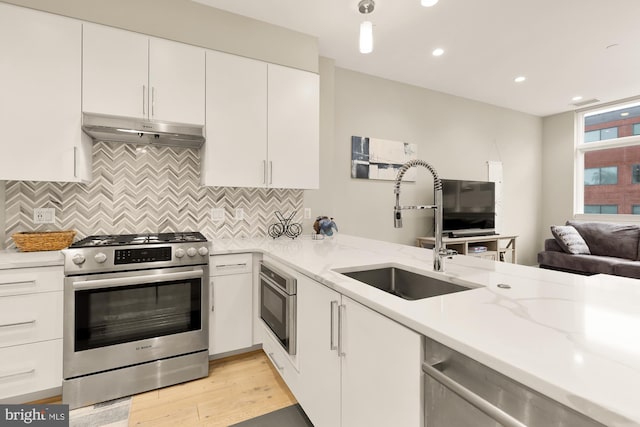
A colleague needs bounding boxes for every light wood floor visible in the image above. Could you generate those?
[34,350,297,426]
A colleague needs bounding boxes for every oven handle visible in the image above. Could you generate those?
[72,269,204,290]
[260,273,291,298]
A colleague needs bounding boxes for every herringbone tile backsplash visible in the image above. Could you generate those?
[4,142,303,248]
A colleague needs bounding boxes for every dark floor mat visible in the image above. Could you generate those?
[229,404,314,427]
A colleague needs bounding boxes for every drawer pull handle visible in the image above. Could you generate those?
[0,368,35,381]
[0,320,36,328]
[0,280,35,287]
[215,263,248,269]
[267,352,284,371]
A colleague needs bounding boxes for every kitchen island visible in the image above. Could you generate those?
[211,233,640,427]
[0,234,637,426]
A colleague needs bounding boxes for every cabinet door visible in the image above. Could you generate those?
[0,3,91,182]
[296,276,341,427]
[267,65,319,189]
[209,273,253,355]
[202,50,267,187]
[82,23,148,119]
[149,38,205,125]
[341,296,423,427]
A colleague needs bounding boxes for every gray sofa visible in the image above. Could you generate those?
[537,221,640,278]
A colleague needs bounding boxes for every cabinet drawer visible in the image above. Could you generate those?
[0,292,63,348]
[0,267,63,297]
[210,253,253,276]
[261,323,300,397]
[0,339,62,400]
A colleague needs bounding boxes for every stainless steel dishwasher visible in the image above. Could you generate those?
[423,337,606,427]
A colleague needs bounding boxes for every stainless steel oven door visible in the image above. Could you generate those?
[260,274,296,355]
[63,266,208,379]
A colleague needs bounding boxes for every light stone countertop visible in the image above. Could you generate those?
[0,248,64,270]
[210,233,640,427]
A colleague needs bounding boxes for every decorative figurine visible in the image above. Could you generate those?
[313,216,338,236]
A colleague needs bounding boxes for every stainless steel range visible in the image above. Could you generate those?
[61,232,210,409]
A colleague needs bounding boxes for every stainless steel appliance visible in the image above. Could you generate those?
[259,261,297,355]
[82,112,205,148]
[62,232,210,409]
[423,336,606,427]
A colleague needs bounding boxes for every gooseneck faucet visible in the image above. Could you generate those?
[394,159,450,272]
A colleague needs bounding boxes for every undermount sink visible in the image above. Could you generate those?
[339,267,471,300]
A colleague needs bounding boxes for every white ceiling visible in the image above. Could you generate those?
[193,0,640,117]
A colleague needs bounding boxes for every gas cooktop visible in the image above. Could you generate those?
[70,232,207,248]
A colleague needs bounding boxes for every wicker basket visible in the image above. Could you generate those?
[12,230,76,252]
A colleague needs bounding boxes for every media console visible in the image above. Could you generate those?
[416,234,518,263]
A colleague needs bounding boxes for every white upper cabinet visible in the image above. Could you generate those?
[148,38,205,125]
[267,64,320,189]
[202,51,319,189]
[82,23,205,125]
[82,24,148,120]
[0,3,91,182]
[203,50,267,188]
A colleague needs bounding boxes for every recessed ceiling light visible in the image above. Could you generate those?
[572,96,583,102]
[421,0,439,6]
[514,76,526,83]
[432,48,444,57]
[621,112,630,117]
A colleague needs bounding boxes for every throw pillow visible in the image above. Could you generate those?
[551,225,591,255]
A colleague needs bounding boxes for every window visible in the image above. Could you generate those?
[633,165,640,184]
[584,166,617,185]
[584,127,618,142]
[584,205,618,214]
[576,100,640,216]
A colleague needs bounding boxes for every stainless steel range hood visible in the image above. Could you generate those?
[82,113,205,148]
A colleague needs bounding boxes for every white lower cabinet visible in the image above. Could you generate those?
[0,266,64,402]
[0,340,63,401]
[260,321,301,397]
[296,275,423,427]
[209,254,253,356]
[296,275,341,426]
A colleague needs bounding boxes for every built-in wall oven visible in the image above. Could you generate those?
[62,232,210,409]
[259,261,297,355]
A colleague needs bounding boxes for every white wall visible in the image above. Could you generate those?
[306,67,543,265]
[540,112,576,247]
[0,0,318,73]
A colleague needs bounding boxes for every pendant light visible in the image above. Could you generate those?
[358,0,375,54]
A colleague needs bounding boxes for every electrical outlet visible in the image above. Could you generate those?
[34,208,56,224]
[211,208,225,222]
[304,208,311,219]
[235,208,244,221]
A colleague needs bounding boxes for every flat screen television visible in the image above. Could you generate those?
[441,179,495,237]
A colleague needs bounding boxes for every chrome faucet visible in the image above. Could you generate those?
[393,159,452,272]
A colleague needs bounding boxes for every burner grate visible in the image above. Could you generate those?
[70,232,207,248]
